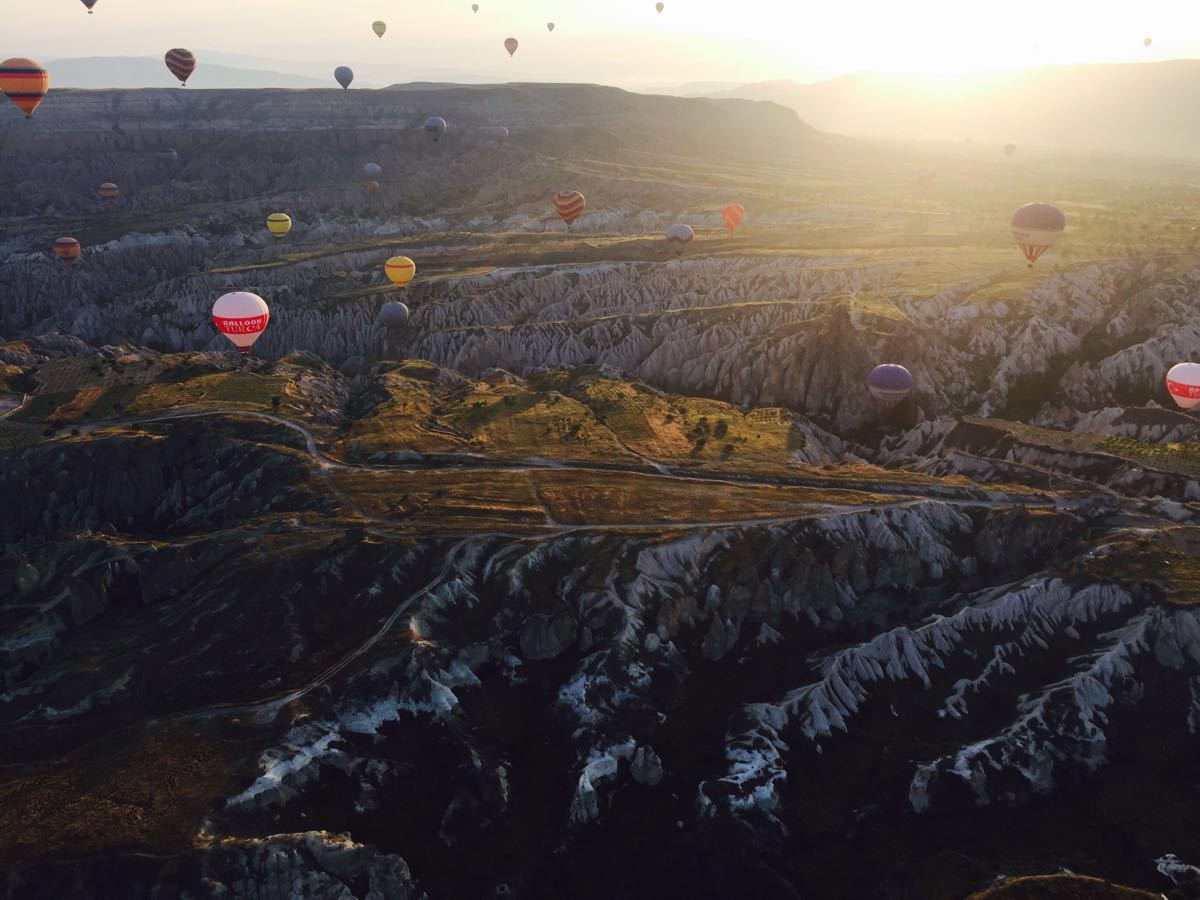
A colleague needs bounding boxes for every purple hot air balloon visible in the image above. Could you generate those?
[868,364,913,408]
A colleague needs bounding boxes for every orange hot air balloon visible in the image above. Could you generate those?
[365,180,381,195]
[0,58,49,119]
[504,37,519,57]
[554,191,586,226]
[98,182,120,202]
[54,237,81,266]
[722,203,745,234]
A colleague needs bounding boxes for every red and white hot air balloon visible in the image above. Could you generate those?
[1166,363,1200,410]
[1011,202,1066,267]
[212,292,269,355]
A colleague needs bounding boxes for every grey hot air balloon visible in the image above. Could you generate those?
[547,22,555,32]
[334,66,354,90]
[665,223,694,253]
[156,147,179,163]
[378,300,410,327]
[424,116,448,142]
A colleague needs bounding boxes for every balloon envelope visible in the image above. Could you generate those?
[1166,363,1200,410]
[157,147,178,162]
[213,292,270,354]
[372,20,387,37]
[666,223,695,248]
[53,237,81,266]
[334,66,354,89]
[1144,37,1152,47]
[547,22,555,31]
[656,2,664,11]
[0,58,49,119]
[364,162,382,175]
[99,182,119,202]
[1004,143,1017,158]
[472,3,479,10]
[385,256,416,287]
[424,116,448,142]
[723,203,745,234]
[81,0,98,10]
[554,191,586,225]
[365,181,381,195]
[1011,203,1066,266]
[164,48,196,85]
[868,364,913,407]
[266,213,292,238]
[379,301,410,327]
[504,38,519,56]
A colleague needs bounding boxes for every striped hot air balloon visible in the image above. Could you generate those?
[1011,202,1066,267]
[98,182,120,202]
[267,213,292,238]
[554,191,586,226]
[385,256,416,287]
[723,203,745,234]
[164,48,196,86]
[53,237,81,266]
[213,292,269,355]
[0,58,49,119]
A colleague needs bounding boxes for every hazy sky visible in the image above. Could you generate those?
[6,0,1200,87]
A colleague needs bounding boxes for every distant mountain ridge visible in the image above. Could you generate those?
[44,56,352,90]
[708,60,1200,158]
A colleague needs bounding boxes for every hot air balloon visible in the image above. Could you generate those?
[372,21,387,38]
[1004,143,1017,159]
[666,223,694,252]
[80,0,98,12]
[1144,37,1152,48]
[723,203,745,234]
[164,49,196,86]
[656,2,664,12]
[554,191,586,226]
[424,116,448,142]
[98,182,119,202]
[157,147,179,162]
[0,58,49,119]
[504,38,519,57]
[378,300,410,327]
[482,125,509,141]
[547,22,555,32]
[334,66,354,90]
[1166,363,1200,410]
[213,292,269,355]
[472,3,479,10]
[365,181,381,195]
[364,162,382,176]
[1011,202,1067,267]
[267,213,292,239]
[868,364,913,408]
[385,256,416,287]
[53,237,81,266]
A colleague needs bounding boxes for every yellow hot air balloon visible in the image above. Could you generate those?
[267,213,292,238]
[385,256,416,287]
[372,21,387,38]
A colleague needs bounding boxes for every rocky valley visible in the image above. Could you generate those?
[2,83,1200,899]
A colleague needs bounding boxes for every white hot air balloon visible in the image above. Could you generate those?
[1166,362,1200,410]
[213,292,270,355]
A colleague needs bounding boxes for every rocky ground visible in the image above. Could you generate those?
[2,85,1200,899]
